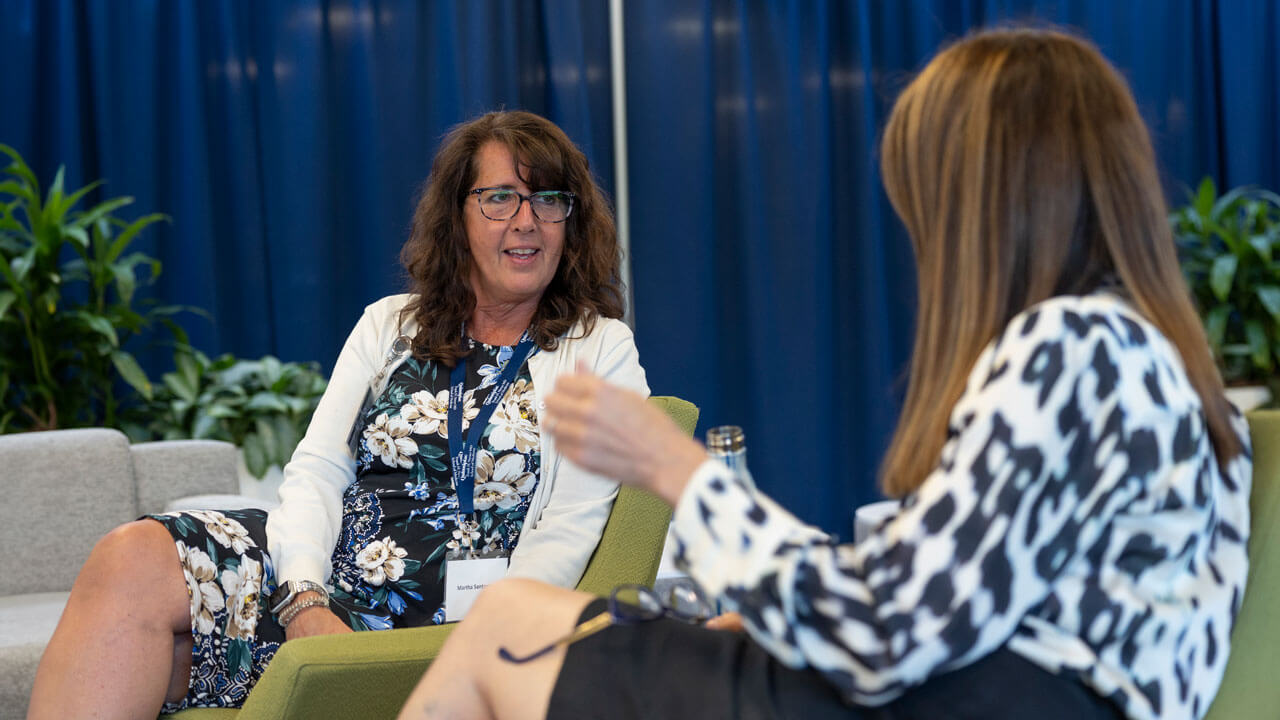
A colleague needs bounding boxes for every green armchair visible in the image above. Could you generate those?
[171,396,698,720]
[1204,409,1280,720]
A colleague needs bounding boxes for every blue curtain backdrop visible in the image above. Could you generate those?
[623,0,1280,536]
[3,0,1278,537]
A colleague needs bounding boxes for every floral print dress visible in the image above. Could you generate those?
[149,340,541,711]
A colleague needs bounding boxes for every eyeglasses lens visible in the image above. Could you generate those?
[665,584,714,621]
[478,189,572,222]
[611,586,664,621]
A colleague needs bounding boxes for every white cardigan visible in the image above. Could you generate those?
[266,294,649,591]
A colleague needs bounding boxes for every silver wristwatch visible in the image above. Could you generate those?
[269,579,329,614]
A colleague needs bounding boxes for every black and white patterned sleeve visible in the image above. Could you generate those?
[669,296,1179,705]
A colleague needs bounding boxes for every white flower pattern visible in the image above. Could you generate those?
[473,451,536,510]
[220,557,263,640]
[400,389,448,436]
[355,536,408,586]
[362,412,418,468]
[446,525,482,553]
[178,543,224,636]
[488,378,539,453]
[184,509,253,554]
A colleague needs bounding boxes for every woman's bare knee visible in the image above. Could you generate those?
[72,519,189,630]
[443,579,588,655]
[85,520,177,572]
[469,578,556,616]
[404,580,595,720]
[461,579,585,632]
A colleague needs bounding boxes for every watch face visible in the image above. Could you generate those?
[270,583,294,610]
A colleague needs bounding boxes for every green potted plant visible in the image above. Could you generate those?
[130,347,328,499]
[1171,177,1280,409]
[0,144,184,432]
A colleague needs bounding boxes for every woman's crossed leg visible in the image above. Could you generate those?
[27,519,193,719]
[398,578,594,720]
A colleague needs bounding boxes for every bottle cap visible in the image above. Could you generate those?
[706,425,746,453]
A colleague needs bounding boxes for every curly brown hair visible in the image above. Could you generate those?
[398,111,625,365]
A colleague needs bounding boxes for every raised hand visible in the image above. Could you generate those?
[544,368,706,506]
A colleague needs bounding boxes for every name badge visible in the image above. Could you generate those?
[444,555,509,622]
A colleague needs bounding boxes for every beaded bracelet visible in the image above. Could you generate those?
[278,596,330,628]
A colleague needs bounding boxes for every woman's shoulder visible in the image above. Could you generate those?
[361,293,415,319]
[560,314,636,348]
[968,291,1193,415]
[357,293,418,333]
[993,292,1170,364]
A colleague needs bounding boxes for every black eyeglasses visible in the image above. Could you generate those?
[498,583,714,664]
[469,187,576,223]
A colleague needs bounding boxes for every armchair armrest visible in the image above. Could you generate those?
[236,625,454,720]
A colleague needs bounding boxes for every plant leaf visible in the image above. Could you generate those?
[110,262,137,305]
[1248,234,1273,264]
[106,213,168,263]
[268,414,299,467]
[162,371,198,404]
[1204,304,1231,351]
[69,196,134,237]
[11,249,35,282]
[0,145,41,204]
[0,289,14,321]
[36,285,59,316]
[245,392,289,413]
[57,178,105,216]
[1209,254,1238,303]
[156,316,191,346]
[110,350,153,400]
[63,225,90,249]
[1193,177,1216,217]
[244,426,271,479]
[192,410,221,440]
[1245,319,1272,371]
[42,166,66,226]
[260,356,284,386]
[75,311,120,347]
[151,303,209,318]
[0,179,37,204]
[206,402,239,419]
[1210,184,1251,220]
[1257,286,1280,324]
[176,350,201,389]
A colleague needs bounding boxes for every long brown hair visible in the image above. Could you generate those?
[399,111,625,365]
[878,28,1242,497]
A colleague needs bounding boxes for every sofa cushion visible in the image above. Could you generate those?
[0,591,70,720]
[165,493,280,512]
[132,439,239,515]
[0,428,137,595]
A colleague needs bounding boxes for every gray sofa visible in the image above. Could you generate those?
[0,428,240,719]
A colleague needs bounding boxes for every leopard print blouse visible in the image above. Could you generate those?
[670,292,1252,720]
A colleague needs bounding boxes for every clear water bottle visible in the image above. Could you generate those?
[706,425,755,489]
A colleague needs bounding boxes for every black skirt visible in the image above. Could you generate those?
[547,600,1126,720]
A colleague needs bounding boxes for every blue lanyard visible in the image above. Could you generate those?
[448,330,538,516]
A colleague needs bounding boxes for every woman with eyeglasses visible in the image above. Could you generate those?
[28,111,649,718]
[397,29,1251,720]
